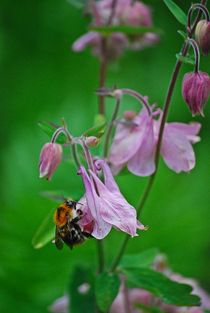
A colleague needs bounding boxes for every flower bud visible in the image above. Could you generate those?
[123,110,137,120]
[39,143,62,180]
[182,71,210,116]
[195,20,210,55]
[85,136,100,147]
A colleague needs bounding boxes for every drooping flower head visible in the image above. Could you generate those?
[72,0,159,60]
[77,159,145,239]
[39,143,62,180]
[182,71,210,116]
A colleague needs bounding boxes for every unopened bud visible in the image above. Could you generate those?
[195,20,210,55]
[123,111,137,120]
[85,136,99,147]
[182,71,210,116]
[39,143,62,180]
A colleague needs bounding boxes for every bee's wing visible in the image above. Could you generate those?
[55,227,64,250]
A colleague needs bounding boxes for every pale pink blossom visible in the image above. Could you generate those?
[72,0,158,60]
[78,159,145,239]
[39,143,62,180]
[109,107,156,176]
[109,107,201,176]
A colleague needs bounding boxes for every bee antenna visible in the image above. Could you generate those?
[77,202,83,206]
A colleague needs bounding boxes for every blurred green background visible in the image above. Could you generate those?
[1,0,210,312]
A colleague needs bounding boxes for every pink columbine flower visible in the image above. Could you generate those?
[77,159,145,239]
[109,107,157,176]
[72,0,158,60]
[195,20,210,56]
[39,143,62,180]
[182,71,210,116]
[109,107,201,176]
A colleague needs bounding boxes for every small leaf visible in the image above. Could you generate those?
[163,0,187,25]
[176,53,196,65]
[69,266,95,313]
[32,209,55,249]
[121,268,201,306]
[84,114,106,138]
[95,272,120,312]
[119,248,159,270]
[177,30,187,40]
[38,121,67,144]
[67,0,86,9]
[91,25,161,36]
[40,190,83,203]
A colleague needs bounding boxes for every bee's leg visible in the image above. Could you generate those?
[82,231,93,238]
[55,227,64,250]
[71,216,81,223]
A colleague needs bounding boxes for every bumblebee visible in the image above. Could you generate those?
[54,199,91,250]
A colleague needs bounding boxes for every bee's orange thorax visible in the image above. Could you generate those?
[54,203,73,227]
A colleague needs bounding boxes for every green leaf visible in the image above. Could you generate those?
[95,272,120,312]
[40,190,83,203]
[119,248,159,270]
[176,53,196,65]
[83,114,106,138]
[38,121,67,144]
[69,266,95,313]
[91,25,161,36]
[32,209,55,249]
[163,0,187,25]
[67,0,86,9]
[177,30,187,40]
[121,268,201,306]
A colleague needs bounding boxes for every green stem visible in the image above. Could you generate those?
[97,240,105,273]
[71,144,81,168]
[103,96,121,157]
[98,39,107,115]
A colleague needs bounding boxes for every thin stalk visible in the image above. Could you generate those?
[188,2,210,35]
[103,96,121,157]
[97,240,105,273]
[188,0,208,37]
[71,144,81,168]
[98,45,107,115]
[98,0,118,114]
[51,127,67,143]
[121,88,152,115]
[187,38,200,73]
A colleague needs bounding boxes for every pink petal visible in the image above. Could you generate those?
[95,159,120,193]
[128,115,156,176]
[161,124,196,173]
[79,166,111,239]
[89,169,139,236]
[165,122,201,143]
[109,109,150,166]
